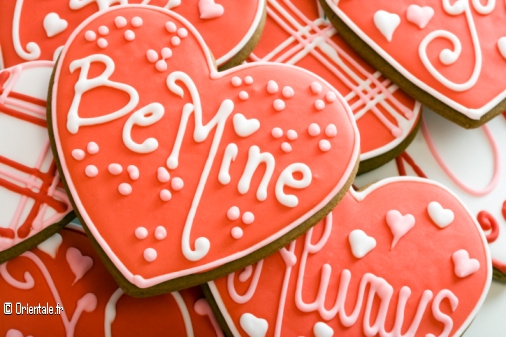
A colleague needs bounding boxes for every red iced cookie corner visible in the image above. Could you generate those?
[50,6,359,292]
[207,177,491,337]
[0,61,72,261]
[0,225,224,336]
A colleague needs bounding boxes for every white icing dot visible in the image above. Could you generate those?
[177,28,188,38]
[267,80,279,94]
[143,248,157,262]
[227,206,240,221]
[154,226,167,240]
[160,189,172,201]
[72,149,85,160]
[310,81,323,95]
[85,165,98,178]
[114,16,127,28]
[171,36,181,46]
[244,76,253,85]
[282,86,294,98]
[165,21,177,33]
[155,60,167,72]
[319,139,331,152]
[135,227,148,239]
[326,91,337,103]
[98,25,109,35]
[171,177,184,191]
[315,99,325,111]
[308,123,321,137]
[84,30,96,42]
[239,91,249,100]
[242,212,255,225]
[273,99,286,111]
[131,16,143,27]
[124,30,135,41]
[231,227,243,239]
[146,49,158,63]
[87,142,99,154]
[325,124,338,137]
[286,130,298,140]
[161,47,172,59]
[231,76,242,87]
[127,165,140,180]
[271,127,283,139]
[157,167,171,183]
[108,163,123,175]
[97,38,108,49]
[118,183,132,196]
[281,142,292,153]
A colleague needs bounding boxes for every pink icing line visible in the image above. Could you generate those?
[421,116,501,196]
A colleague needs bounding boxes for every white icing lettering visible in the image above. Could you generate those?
[122,103,165,153]
[428,289,458,337]
[69,0,126,11]
[218,143,238,185]
[238,146,275,202]
[12,0,41,60]
[275,163,312,207]
[67,54,139,133]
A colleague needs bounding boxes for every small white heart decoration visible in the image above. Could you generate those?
[427,201,454,228]
[373,10,400,42]
[498,37,506,59]
[406,5,434,29]
[314,321,334,337]
[240,313,268,337]
[233,113,260,137]
[348,229,376,258]
[37,233,63,259]
[43,12,68,38]
[452,249,480,278]
[199,0,225,20]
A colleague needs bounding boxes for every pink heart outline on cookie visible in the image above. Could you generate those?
[49,5,360,295]
[206,177,491,337]
[320,0,506,127]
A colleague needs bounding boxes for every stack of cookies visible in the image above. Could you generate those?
[0,1,501,336]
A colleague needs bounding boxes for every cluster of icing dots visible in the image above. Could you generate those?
[71,142,100,177]
[135,226,168,262]
[266,80,295,112]
[230,76,254,101]
[146,21,188,72]
[227,206,255,240]
[310,81,337,111]
[271,127,299,153]
[157,167,184,202]
[107,163,140,196]
[84,16,143,48]
[307,122,338,152]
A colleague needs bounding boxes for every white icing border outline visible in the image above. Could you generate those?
[50,5,360,289]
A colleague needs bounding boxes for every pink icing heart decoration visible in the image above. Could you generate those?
[49,6,359,295]
[66,246,93,284]
[385,209,415,248]
[0,225,224,336]
[320,0,506,127]
[207,177,491,337]
[0,0,265,69]
[453,249,480,278]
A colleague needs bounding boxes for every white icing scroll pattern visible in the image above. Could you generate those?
[69,0,127,11]
[0,251,97,336]
[418,0,495,91]
[12,0,41,61]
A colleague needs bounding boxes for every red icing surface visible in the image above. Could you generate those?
[0,226,223,336]
[50,6,359,290]
[208,178,491,337]
[0,0,263,68]
[324,0,506,120]
[248,0,421,161]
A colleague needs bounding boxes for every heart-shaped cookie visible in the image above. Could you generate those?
[206,177,491,336]
[0,61,73,263]
[0,224,224,336]
[49,5,359,296]
[0,0,265,69]
[248,0,421,173]
[320,0,506,127]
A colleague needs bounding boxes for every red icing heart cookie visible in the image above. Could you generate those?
[206,177,491,337]
[248,0,421,173]
[49,5,359,295]
[320,0,506,127]
[0,224,224,336]
[0,0,265,69]
[0,61,73,263]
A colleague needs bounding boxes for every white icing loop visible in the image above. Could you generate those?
[275,163,312,207]
[122,103,164,153]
